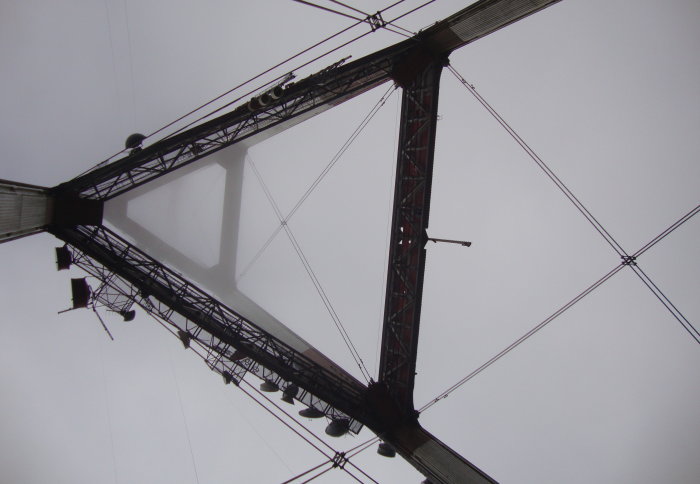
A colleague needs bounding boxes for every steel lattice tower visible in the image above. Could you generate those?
[1,2,564,483]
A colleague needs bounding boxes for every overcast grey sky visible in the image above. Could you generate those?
[1,1,699,483]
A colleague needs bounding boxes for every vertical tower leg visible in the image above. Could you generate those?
[378,58,444,413]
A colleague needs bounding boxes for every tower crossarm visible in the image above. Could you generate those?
[50,224,373,433]
[52,0,561,202]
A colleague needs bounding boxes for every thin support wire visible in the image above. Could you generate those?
[247,156,373,383]
[448,65,626,257]
[448,64,698,344]
[292,0,364,21]
[79,0,421,176]
[149,0,416,146]
[167,348,201,484]
[421,202,700,411]
[630,265,700,343]
[243,380,372,484]
[420,264,625,412]
[237,85,397,282]
[328,0,369,17]
[286,435,381,484]
[239,85,399,380]
[280,459,333,484]
[300,465,336,483]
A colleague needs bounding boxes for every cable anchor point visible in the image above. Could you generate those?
[332,451,348,469]
[621,255,637,266]
[365,12,386,32]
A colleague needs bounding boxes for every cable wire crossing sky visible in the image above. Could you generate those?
[0,1,699,483]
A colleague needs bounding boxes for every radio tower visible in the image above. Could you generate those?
[1,2,565,483]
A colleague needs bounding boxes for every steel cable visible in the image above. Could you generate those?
[292,0,365,22]
[237,84,397,282]
[421,202,700,411]
[448,65,627,257]
[448,64,697,342]
[247,155,373,383]
[242,379,371,484]
[144,0,416,147]
[630,264,700,343]
[144,295,380,483]
[280,459,333,484]
[78,0,423,179]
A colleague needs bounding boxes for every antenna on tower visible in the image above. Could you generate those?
[55,246,135,340]
[57,277,115,340]
[426,236,471,247]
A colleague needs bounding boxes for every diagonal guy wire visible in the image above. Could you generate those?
[449,64,698,342]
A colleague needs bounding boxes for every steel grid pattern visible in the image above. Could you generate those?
[378,61,443,413]
[52,51,404,201]
[51,224,369,433]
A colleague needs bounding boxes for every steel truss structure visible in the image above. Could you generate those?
[52,0,560,203]
[52,51,403,201]
[21,1,565,482]
[52,224,368,434]
[379,60,444,414]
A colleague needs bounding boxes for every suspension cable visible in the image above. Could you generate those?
[144,298,380,483]
[631,265,700,343]
[448,64,697,342]
[151,0,415,146]
[346,436,380,457]
[635,204,700,258]
[294,0,416,37]
[240,380,374,484]
[237,383,334,461]
[282,435,382,484]
[420,203,700,411]
[153,29,375,146]
[328,0,370,17]
[300,464,337,483]
[79,0,421,176]
[292,0,364,22]
[79,16,369,175]
[448,64,627,257]
[288,84,398,221]
[247,155,373,383]
[629,204,700,344]
[237,84,397,282]
[237,86,399,380]
[242,380,339,453]
[386,0,436,28]
[420,264,624,412]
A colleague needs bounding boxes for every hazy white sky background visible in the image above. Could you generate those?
[1,1,699,483]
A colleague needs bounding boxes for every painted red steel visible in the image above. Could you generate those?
[379,60,444,413]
